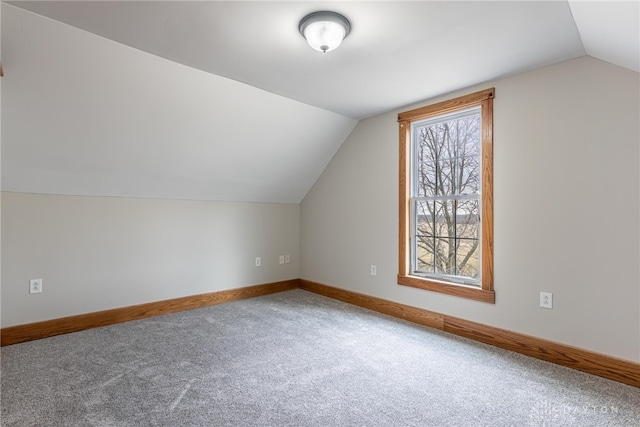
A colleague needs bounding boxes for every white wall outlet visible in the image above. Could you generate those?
[29,279,43,294]
[540,291,553,309]
[370,265,377,276]
[279,255,285,265]
[255,257,261,267]
[284,254,290,264]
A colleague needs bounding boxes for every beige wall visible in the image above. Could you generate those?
[301,56,640,362]
[1,193,299,327]
[1,3,3,329]
[2,55,638,364]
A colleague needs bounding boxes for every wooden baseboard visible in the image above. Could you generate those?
[300,279,640,388]
[4,277,639,387]
[444,316,640,388]
[299,279,444,330]
[1,279,299,346]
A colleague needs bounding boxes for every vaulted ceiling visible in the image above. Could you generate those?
[2,1,638,203]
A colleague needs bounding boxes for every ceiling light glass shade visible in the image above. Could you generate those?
[299,11,351,53]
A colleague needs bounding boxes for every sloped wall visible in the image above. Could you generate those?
[0,4,321,326]
[1,4,356,204]
[301,56,640,362]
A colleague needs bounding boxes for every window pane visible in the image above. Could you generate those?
[457,114,481,157]
[437,121,456,195]
[434,237,455,275]
[458,155,480,195]
[437,156,456,196]
[456,199,480,238]
[417,125,438,196]
[456,238,479,280]
[434,199,455,238]
[456,113,481,195]
[415,200,435,273]
[415,200,434,236]
[417,161,437,196]
[415,238,434,273]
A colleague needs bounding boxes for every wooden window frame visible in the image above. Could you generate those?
[398,88,495,304]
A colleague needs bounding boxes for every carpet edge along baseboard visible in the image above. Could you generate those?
[0,279,299,347]
[298,279,640,388]
[3,278,639,388]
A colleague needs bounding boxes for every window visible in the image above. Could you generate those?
[398,89,494,303]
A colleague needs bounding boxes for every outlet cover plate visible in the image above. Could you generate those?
[30,279,43,294]
[540,291,553,309]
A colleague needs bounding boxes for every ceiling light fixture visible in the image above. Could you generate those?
[299,11,351,53]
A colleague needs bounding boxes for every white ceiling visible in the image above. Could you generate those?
[2,1,638,203]
[568,0,639,73]
[9,0,638,120]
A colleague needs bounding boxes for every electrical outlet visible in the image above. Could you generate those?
[284,254,290,264]
[540,292,553,309]
[29,279,43,294]
[279,255,285,265]
[370,265,377,276]
[255,257,261,267]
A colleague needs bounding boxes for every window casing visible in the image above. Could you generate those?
[398,89,494,303]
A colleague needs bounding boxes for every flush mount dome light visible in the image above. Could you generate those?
[299,11,351,53]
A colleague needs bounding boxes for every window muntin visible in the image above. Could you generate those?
[397,88,494,303]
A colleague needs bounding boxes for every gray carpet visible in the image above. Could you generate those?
[1,289,639,426]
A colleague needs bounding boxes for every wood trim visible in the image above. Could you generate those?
[397,274,495,304]
[398,88,495,122]
[301,280,640,387]
[1,279,299,346]
[5,277,639,387]
[397,88,495,302]
[299,279,444,330]
[444,316,640,388]
[481,96,494,292]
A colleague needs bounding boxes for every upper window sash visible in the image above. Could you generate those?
[410,106,482,199]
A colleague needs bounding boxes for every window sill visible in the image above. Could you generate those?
[397,274,495,304]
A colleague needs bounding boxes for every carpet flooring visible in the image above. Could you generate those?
[1,289,639,426]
